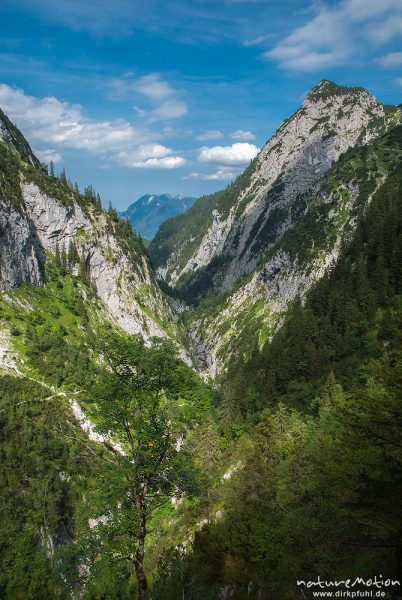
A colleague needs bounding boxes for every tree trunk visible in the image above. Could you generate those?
[134,500,148,600]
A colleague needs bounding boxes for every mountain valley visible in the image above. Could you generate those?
[1,80,402,599]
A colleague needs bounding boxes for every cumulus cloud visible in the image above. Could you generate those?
[264,0,402,71]
[0,83,185,169]
[196,130,224,141]
[117,143,186,168]
[133,73,176,101]
[0,83,144,151]
[35,149,63,163]
[120,155,186,169]
[198,142,259,166]
[378,52,402,68]
[230,129,256,141]
[184,167,237,181]
[109,73,188,121]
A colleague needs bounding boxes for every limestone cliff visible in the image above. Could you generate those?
[0,118,185,348]
[187,125,402,376]
[150,81,401,299]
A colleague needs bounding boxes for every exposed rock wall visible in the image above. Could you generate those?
[0,202,43,290]
[19,182,181,342]
[158,81,399,295]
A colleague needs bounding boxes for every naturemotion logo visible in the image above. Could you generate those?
[296,575,401,598]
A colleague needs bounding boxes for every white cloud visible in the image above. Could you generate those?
[35,149,63,163]
[230,129,256,141]
[109,73,188,121]
[243,34,274,47]
[185,168,237,181]
[198,142,259,166]
[0,83,145,151]
[368,15,402,44]
[133,73,176,101]
[378,52,402,68]
[121,156,186,169]
[117,144,185,169]
[0,83,185,169]
[148,98,188,121]
[265,0,402,72]
[196,130,224,141]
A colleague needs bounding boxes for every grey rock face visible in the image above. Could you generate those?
[20,182,180,342]
[0,203,43,290]
[160,81,396,294]
[0,176,186,350]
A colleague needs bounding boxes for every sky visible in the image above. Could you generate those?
[0,0,402,210]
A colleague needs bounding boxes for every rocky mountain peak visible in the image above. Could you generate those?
[150,80,401,298]
[306,79,366,101]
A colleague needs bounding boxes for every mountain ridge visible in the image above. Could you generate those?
[150,80,401,303]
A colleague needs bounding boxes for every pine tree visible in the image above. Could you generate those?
[74,295,87,320]
[108,201,118,222]
[49,160,55,177]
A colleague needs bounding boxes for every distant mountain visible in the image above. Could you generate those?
[120,193,196,240]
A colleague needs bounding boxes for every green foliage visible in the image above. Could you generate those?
[149,126,402,598]
[78,332,211,598]
[239,142,402,409]
[2,105,402,600]
[154,353,402,598]
[0,376,100,599]
[0,142,25,210]
[308,80,367,102]
[106,214,147,268]
[0,108,40,167]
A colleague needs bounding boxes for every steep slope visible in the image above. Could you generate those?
[150,81,401,302]
[120,193,196,240]
[0,120,186,348]
[0,107,40,167]
[0,259,211,598]
[187,124,402,376]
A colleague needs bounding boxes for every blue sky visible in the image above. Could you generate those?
[0,0,402,210]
